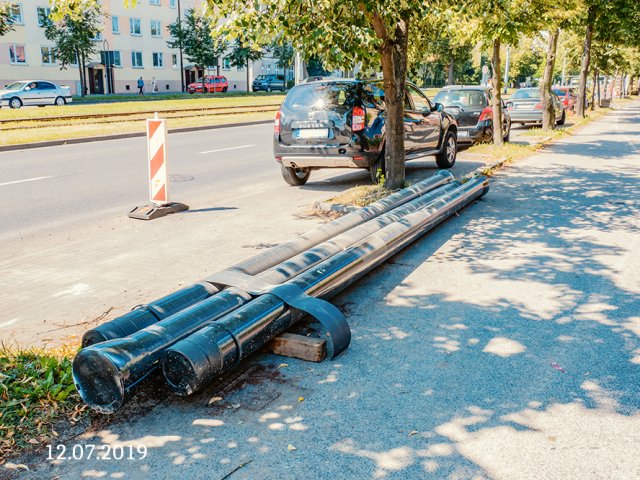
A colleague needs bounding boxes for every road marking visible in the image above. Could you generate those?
[0,318,19,329]
[0,175,55,187]
[199,144,256,155]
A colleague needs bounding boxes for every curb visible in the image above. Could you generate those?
[0,119,273,152]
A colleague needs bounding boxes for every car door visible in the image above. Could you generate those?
[22,82,40,105]
[37,82,57,104]
[406,84,439,153]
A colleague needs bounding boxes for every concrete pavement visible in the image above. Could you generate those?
[6,103,639,478]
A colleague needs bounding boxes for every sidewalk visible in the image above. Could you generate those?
[12,103,640,479]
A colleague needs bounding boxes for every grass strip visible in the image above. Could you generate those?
[0,345,88,464]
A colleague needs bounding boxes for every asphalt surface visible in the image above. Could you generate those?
[0,121,535,243]
[3,103,638,479]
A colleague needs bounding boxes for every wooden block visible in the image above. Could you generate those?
[267,333,326,362]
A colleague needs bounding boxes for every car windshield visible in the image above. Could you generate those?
[511,89,541,100]
[553,89,566,96]
[255,75,268,80]
[4,81,27,90]
[434,89,487,107]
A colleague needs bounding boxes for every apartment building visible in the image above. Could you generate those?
[0,0,268,95]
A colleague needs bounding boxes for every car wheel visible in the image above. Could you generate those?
[9,97,22,109]
[557,110,566,126]
[55,96,66,106]
[435,130,457,169]
[503,121,511,142]
[266,86,272,92]
[369,152,386,184]
[222,87,228,93]
[281,165,310,186]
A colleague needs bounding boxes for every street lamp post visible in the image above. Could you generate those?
[177,0,185,92]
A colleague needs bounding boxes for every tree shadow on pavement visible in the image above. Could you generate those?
[25,116,640,480]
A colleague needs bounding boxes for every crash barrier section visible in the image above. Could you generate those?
[84,170,456,347]
[73,172,488,413]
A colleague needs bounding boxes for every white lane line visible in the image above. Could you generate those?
[0,175,55,187]
[0,318,19,329]
[199,144,256,155]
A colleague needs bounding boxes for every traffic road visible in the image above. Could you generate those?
[0,121,534,243]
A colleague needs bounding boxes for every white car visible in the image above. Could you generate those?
[0,80,72,109]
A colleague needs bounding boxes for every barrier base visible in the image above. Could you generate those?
[128,202,189,220]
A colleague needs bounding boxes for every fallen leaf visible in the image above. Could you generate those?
[550,362,567,374]
[408,430,419,437]
[298,397,304,402]
[208,396,223,405]
[287,444,297,451]
[52,430,59,437]
[4,463,29,471]
[278,363,288,369]
[28,438,39,445]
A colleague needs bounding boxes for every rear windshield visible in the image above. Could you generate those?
[433,89,487,107]
[511,89,541,100]
[255,75,268,80]
[283,82,358,112]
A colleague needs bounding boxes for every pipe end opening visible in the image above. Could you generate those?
[73,349,124,414]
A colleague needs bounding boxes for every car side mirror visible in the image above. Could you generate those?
[432,103,444,112]
[24,86,31,91]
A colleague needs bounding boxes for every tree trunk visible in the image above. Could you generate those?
[379,19,410,189]
[591,68,597,111]
[541,28,559,131]
[80,51,87,97]
[576,10,594,117]
[446,53,454,85]
[246,62,250,92]
[491,38,504,146]
[76,48,84,98]
[201,66,206,94]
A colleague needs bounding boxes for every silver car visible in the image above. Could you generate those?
[0,80,72,109]
[506,88,565,126]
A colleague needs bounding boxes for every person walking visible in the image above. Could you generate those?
[137,77,144,95]
[151,77,158,94]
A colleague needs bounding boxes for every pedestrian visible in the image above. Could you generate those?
[137,76,144,95]
[151,77,158,94]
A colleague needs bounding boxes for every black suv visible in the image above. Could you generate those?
[273,78,458,186]
[252,74,286,92]
[433,86,511,144]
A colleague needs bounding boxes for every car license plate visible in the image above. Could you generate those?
[293,128,330,139]
[458,131,469,137]
[516,104,533,110]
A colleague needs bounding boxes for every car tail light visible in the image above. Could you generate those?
[534,103,542,110]
[478,107,493,122]
[352,106,365,131]
[274,110,281,134]
[506,102,514,109]
[563,99,569,106]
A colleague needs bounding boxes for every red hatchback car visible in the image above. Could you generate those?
[553,86,577,112]
[187,76,228,93]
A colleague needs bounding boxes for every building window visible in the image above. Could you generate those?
[102,50,121,67]
[130,18,141,36]
[149,0,160,5]
[8,4,23,24]
[150,20,161,37]
[92,30,103,41]
[41,46,55,65]
[112,50,121,67]
[37,6,51,27]
[9,44,26,64]
[152,52,163,68]
[112,16,119,34]
[131,51,143,68]
[222,57,231,70]
[172,53,178,68]
[169,0,176,8]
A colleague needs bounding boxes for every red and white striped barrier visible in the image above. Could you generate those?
[128,113,188,220]
[147,115,169,205]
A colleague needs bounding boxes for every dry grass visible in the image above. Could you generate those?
[0,111,276,146]
[327,184,395,208]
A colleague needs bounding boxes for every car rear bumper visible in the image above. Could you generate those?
[508,110,542,123]
[457,125,492,144]
[274,140,375,169]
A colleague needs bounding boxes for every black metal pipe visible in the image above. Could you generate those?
[162,176,489,396]
[73,177,461,413]
[81,171,454,346]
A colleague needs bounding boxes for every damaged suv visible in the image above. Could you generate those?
[273,78,458,186]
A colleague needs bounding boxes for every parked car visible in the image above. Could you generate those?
[506,88,566,126]
[187,76,228,93]
[433,86,511,144]
[253,74,286,92]
[273,78,458,186]
[553,86,577,112]
[0,80,72,109]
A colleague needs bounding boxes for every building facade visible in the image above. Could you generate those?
[0,0,275,95]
